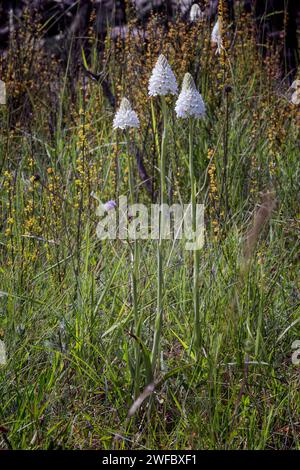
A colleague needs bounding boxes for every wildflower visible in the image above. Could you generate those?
[103,200,117,212]
[211,20,222,54]
[113,98,140,130]
[291,80,300,89]
[290,80,300,105]
[190,4,203,22]
[0,340,7,365]
[175,73,205,119]
[93,193,117,216]
[148,54,178,97]
[0,80,6,105]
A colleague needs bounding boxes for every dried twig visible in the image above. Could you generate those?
[128,382,155,418]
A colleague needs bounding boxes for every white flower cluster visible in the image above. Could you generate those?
[175,73,205,119]
[148,54,178,97]
[190,4,203,22]
[0,79,6,105]
[291,80,300,105]
[211,20,222,54]
[113,56,206,128]
[113,97,140,130]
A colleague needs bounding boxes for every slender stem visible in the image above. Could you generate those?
[127,131,140,398]
[222,89,229,218]
[255,264,264,358]
[189,118,201,354]
[127,132,135,208]
[151,96,168,374]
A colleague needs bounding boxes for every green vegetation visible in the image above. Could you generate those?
[0,8,299,449]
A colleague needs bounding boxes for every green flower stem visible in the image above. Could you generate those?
[189,118,201,355]
[151,96,168,375]
[127,132,140,398]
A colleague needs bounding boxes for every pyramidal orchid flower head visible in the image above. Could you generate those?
[148,54,178,97]
[211,20,222,54]
[113,97,140,130]
[190,4,203,22]
[291,80,300,90]
[291,90,300,105]
[175,73,206,119]
[290,80,300,105]
[0,79,6,105]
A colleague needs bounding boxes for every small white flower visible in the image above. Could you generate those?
[291,90,300,105]
[211,20,222,54]
[0,79,6,105]
[290,80,300,105]
[148,54,178,97]
[291,80,300,90]
[190,4,203,22]
[175,73,205,119]
[113,97,140,130]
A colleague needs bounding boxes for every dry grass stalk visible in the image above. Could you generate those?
[243,190,277,262]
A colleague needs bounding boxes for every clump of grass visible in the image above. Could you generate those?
[0,7,299,451]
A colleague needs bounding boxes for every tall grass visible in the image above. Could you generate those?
[0,8,299,450]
